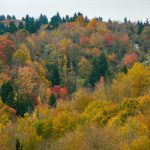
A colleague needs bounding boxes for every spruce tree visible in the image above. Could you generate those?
[88,52,109,87]
[1,81,15,106]
[46,63,61,86]
[18,22,24,30]
[8,21,17,33]
[50,12,62,28]
[48,94,57,108]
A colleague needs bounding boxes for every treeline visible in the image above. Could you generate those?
[0,12,149,34]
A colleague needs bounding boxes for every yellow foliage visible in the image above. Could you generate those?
[52,111,76,137]
[131,136,150,150]
[13,44,31,64]
[128,63,150,97]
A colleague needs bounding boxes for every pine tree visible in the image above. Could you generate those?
[124,17,128,24]
[88,53,110,87]
[0,22,6,34]
[18,22,24,30]
[14,93,34,116]
[50,12,62,28]
[48,94,57,108]
[39,14,48,25]
[0,15,5,21]
[8,21,17,33]
[0,81,15,106]
[46,63,61,86]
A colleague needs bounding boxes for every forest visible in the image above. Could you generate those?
[0,12,150,150]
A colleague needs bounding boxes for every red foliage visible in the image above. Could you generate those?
[67,22,75,28]
[123,53,138,66]
[79,36,90,45]
[52,85,61,94]
[60,88,68,97]
[103,34,113,45]
[51,86,68,99]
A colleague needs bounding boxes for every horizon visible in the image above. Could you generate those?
[0,0,150,22]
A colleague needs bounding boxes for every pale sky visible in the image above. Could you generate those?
[0,0,150,22]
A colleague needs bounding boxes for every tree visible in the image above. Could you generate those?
[123,53,138,67]
[76,15,86,26]
[48,94,57,108]
[50,12,62,29]
[18,22,24,30]
[0,81,15,107]
[13,44,31,65]
[0,36,15,64]
[128,63,150,97]
[78,57,92,79]
[39,14,48,25]
[124,17,128,24]
[88,52,110,86]
[0,22,6,35]
[0,15,5,21]
[46,63,61,86]
[15,66,40,95]
[14,93,35,116]
[24,15,37,33]
[7,21,17,33]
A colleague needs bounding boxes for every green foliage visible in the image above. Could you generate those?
[88,52,110,87]
[50,12,62,29]
[8,21,17,33]
[1,81,15,107]
[46,63,61,86]
[0,13,150,150]
[14,93,35,116]
[48,94,57,108]
[34,119,53,139]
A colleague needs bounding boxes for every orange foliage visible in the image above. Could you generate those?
[79,36,90,45]
[123,53,138,66]
[0,36,15,64]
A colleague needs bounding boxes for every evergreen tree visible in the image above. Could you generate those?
[137,21,144,34]
[39,14,48,25]
[18,22,24,30]
[7,15,12,20]
[46,63,61,86]
[0,81,15,107]
[0,22,6,34]
[8,21,17,33]
[14,93,34,116]
[12,15,16,19]
[65,15,70,22]
[108,18,112,23]
[48,94,57,108]
[33,19,40,31]
[124,17,128,24]
[24,15,37,33]
[88,53,110,87]
[50,12,62,28]
[0,15,5,21]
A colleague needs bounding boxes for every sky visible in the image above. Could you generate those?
[0,0,150,22]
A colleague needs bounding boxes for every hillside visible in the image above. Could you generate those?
[0,13,150,150]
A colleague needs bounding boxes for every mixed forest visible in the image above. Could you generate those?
[0,12,150,150]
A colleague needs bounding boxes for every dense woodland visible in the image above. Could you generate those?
[0,12,150,150]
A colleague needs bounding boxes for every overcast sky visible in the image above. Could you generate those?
[0,0,150,22]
